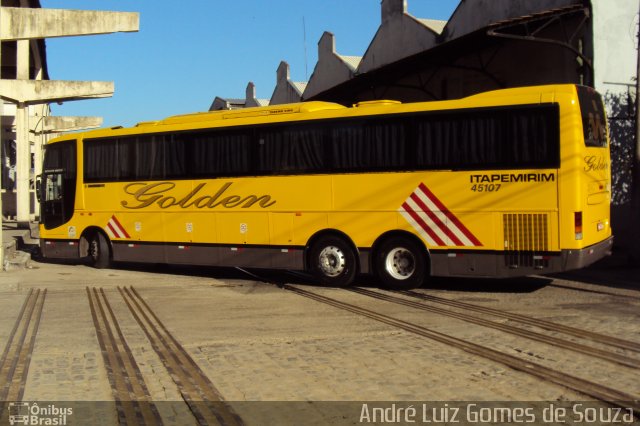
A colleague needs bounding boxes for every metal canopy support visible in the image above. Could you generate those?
[486,6,592,82]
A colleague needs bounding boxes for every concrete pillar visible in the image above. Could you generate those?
[15,103,29,224]
[15,39,30,225]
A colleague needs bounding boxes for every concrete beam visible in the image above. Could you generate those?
[0,7,139,41]
[39,116,103,133]
[0,79,114,103]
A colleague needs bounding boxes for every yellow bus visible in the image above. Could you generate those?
[38,84,612,289]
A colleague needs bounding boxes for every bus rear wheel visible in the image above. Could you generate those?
[308,235,357,287]
[375,237,426,290]
[88,232,112,269]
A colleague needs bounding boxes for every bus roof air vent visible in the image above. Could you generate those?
[135,121,159,127]
[354,100,401,108]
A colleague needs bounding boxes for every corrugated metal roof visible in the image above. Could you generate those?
[417,19,447,34]
[292,81,308,95]
[338,55,363,71]
[487,4,584,29]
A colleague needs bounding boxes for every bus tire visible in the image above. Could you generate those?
[375,236,426,290]
[308,235,357,287]
[88,232,111,269]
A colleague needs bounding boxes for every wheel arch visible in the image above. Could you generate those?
[304,229,360,272]
[372,230,431,276]
[79,226,112,259]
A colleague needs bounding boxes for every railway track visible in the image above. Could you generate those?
[0,289,46,409]
[546,282,640,301]
[235,268,640,416]
[87,287,162,426]
[118,286,243,426]
[87,286,243,426]
[397,289,640,353]
[347,287,640,368]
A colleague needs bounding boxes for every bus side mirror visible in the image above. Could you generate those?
[35,175,42,202]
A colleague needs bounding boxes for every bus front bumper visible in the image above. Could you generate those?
[40,239,80,259]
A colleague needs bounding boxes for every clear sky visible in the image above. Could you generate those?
[41,1,460,128]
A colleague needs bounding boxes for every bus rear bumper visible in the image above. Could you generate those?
[429,237,614,278]
[560,236,614,272]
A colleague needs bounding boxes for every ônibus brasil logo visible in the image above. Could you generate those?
[7,402,72,425]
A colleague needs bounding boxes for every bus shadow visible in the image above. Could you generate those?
[28,255,551,294]
[416,276,551,293]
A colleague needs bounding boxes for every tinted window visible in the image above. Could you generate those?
[83,103,560,182]
[42,141,77,230]
[577,86,608,148]
[85,135,187,182]
[331,119,405,171]
[132,135,165,180]
[190,130,250,177]
[416,105,559,170]
[257,125,324,173]
[44,141,76,176]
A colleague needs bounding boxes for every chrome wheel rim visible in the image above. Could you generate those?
[385,247,415,280]
[89,239,99,261]
[318,245,346,277]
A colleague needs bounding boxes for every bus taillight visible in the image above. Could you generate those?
[575,211,583,240]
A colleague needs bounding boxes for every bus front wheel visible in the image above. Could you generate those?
[308,236,357,287]
[88,232,112,269]
[375,237,426,290]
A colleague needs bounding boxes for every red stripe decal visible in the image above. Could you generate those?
[409,193,464,246]
[402,202,446,246]
[417,183,482,246]
[110,215,131,239]
[107,222,120,238]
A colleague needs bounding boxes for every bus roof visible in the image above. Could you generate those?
[46,84,581,144]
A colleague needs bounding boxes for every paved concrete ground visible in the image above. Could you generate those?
[0,253,638,424]
[1,224,639,424]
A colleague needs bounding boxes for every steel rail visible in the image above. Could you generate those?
[0,289,46,403]
[87,287,162,426]
[119,286,243,426]
[282,283,639,415]
[400,290,640,352]
[546,282,640,301]
[349,287,639,368]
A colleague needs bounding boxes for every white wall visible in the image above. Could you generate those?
[593,0,638,94]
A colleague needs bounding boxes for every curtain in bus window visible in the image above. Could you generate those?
[513,110,555,165]
[84,139,118,181]
[416,114,502,169]
[116,137,134,181]
[191,132,250,177]
[165,135,186,178]
[257,126,324,173]
[134,135,164,180]
[331,120,405,171]
[416,106,558,170]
